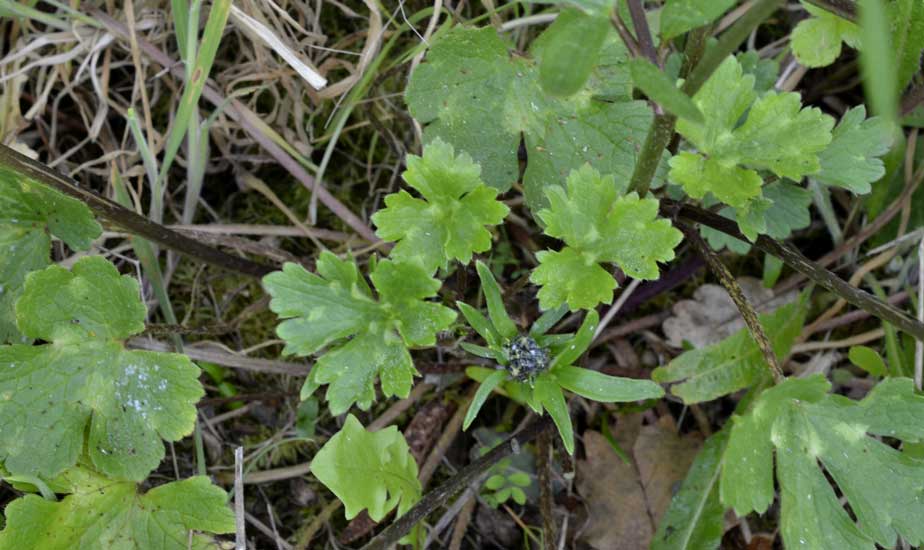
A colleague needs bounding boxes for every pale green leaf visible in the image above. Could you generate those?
[549,310,598,370]
[457,301,500,347]
[651,430,728,550]
[703,182,811,252]
[722,376,924,548]
[791,4,859,68]
[0,469,234,550]
[464,369,507,430]
[476,260,518,341]
[660,0,736,40]
[720,375,830,516]
[538,9,611,97]
[0,257,202,481]
[264,253,456,414]
[532,165,681,310]
[727,91,833,180]
[668,152,762,209]
[554,365,663,402]
[672,56,834,239]
[0,165,101,344]
[629,58,703,122]
[311,414,421,522]
[815,106,893,194]
[652,299,808,404]
[371,139,508,272]
[534,374,574,454]
[848,345,887,376]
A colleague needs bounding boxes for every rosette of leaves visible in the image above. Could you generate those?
[263,252,456,415]
[0,164,101,344]
[0,256,204,482]
[0,467,234,549]
[530,165,682,311]
[371,138,509,274]
[459,261,664,454]
[311,414,422,545]
[721,375,924,549]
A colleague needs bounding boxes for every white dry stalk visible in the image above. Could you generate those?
[594,278,642,341]
[229,4,327,91]
[235,446,247,550]
[916,235,923,390]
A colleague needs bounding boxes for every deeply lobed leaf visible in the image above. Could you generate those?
[0,257,203,481]
[671,56,840,241]
[721,376,924,549]
[0,468,234,549]
[372,139,509,273]
[264,252,456,415]
[531,165,682,310]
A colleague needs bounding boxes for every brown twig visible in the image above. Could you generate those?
[666,200,924,341]
[360,416,553,550]
[626,0,657,64]
[678,221,784,383]
[0,145,275,278]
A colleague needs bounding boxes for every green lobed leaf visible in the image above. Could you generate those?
[406,26,655,208]
[311,414,421,523]
[629,58,704,122]
[660,0,737,40]
[371,139,509,273]
[538,9,611,97]
[791,3,860,68]
[0,165,101,344]
[531,165,682,311]
[815,106,893,194]
[651,429,728,550]
[652,298,808,404]
[0,257,203,481]
[264,253,456,415]
[672,56,834,240]
[701,182,812,252]
[0,469,234,550]
[721,376,924,548]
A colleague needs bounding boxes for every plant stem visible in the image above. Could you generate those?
[626,0,657,64]
[678,221,784,383]
[537,429,556,550]
[665,200,924,342]
[0,145,274,278]
[360,417,552,550]
[684,0,786,95]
